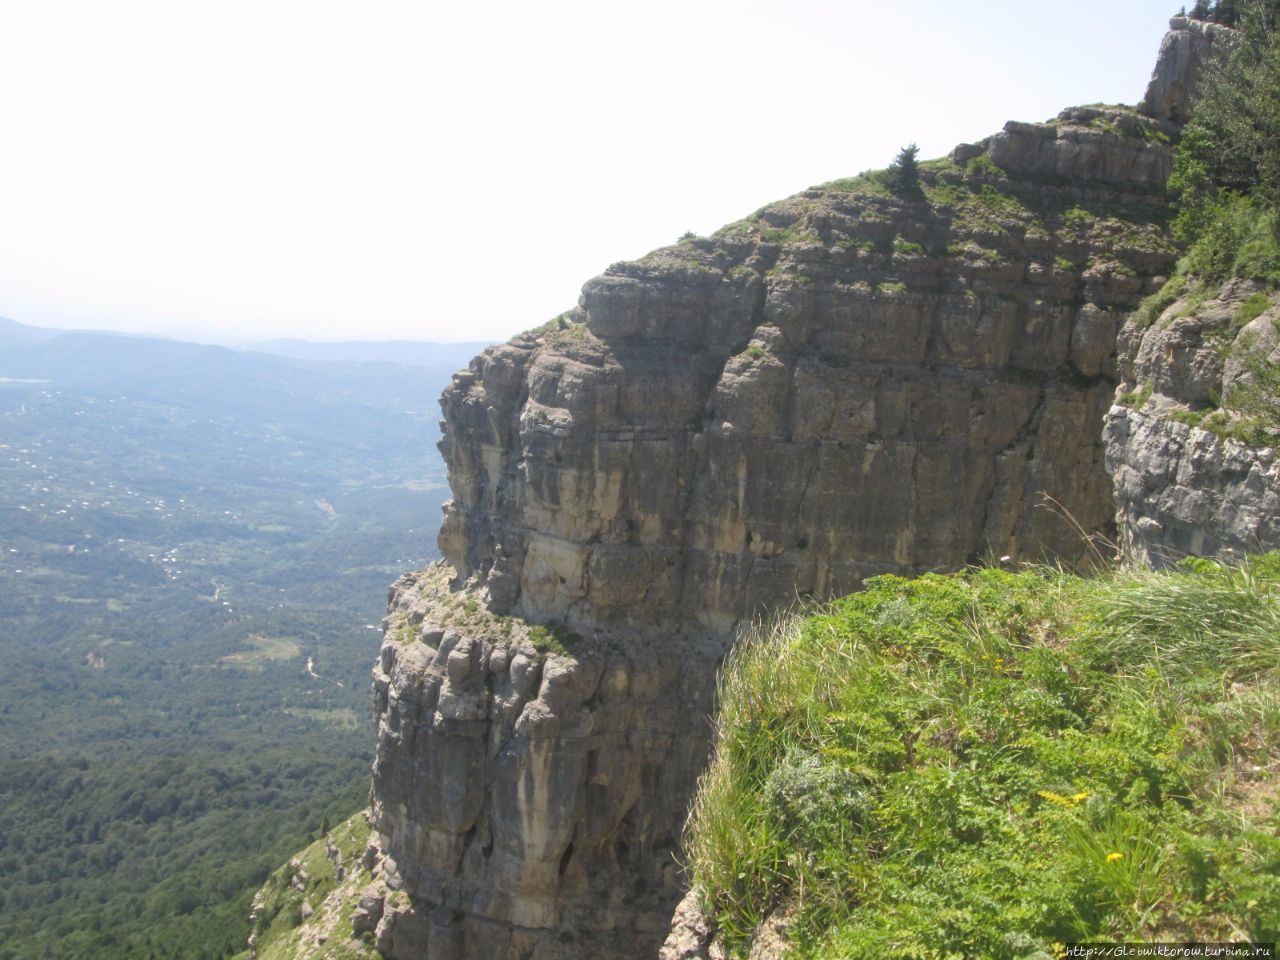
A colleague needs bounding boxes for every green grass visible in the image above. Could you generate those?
[1145,290,1280,446]
[1131,274,1189,331]
[685,560,1280,958]
[1219,346,1280,445]
[1137,124,1172,144]
[1063,206,1097,228]
[250,810,378,960]
[528,621,584,656]
[821,171,891,197]
[1116,383,1153,409]
[219,633,301,669]
[390,617,416,645]
[526,312,576,337]
[964,154,1006,179]
[947,241,1006,264]
[1090,116,1124,137]
[1235,292,1273,328]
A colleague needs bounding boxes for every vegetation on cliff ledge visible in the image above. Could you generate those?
[1168,0,1280,292]
[1124,3,1280,442]
[685,559,1280,958]
[239,811,378,960]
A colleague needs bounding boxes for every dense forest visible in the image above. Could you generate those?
[0,324,477,959]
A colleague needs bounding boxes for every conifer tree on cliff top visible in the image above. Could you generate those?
[885,143,920,197]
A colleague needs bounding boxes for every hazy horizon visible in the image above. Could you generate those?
[0,313,496,348]
[0,0,1181,345]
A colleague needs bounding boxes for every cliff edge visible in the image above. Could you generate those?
[256,18,1234,960]
[369,111,1180,960]
[438,111,1178,638]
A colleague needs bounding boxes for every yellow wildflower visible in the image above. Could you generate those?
[1106,852,1123,862]
[1037,790,1073,807]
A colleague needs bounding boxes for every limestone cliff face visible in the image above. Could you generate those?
[1105,284,1280,566]
[367,564,723,960]
[362,114,1181,960]
[358,27,1216,960]
[1098,17,1280,569]
[438,108,1178,638]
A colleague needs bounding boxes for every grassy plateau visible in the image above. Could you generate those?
[686,558,1280,958]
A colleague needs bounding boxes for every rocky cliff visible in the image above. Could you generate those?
[365,566,722,960]
[1140,15,1234,123]
[437,111,1179,638]
[1100,15,1280,568]
[310,20,1234,960]
[1105,283,1280,565]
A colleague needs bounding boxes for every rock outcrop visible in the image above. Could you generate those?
[1105,284,1280,565]
[1140,16,1234,124]
[369,565,722,959]
[356,20,1234,960]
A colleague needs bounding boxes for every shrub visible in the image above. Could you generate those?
[1117,382,1153,409]
[1171,7,1280,241]
[1180,195,1280,287]
[964,154,1005,179]
[883,143,921,197]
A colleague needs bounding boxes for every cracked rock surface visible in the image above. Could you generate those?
[1106,284,1280,565]
[370,564,723,959]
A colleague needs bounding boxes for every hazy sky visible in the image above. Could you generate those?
[0,0,1181,344]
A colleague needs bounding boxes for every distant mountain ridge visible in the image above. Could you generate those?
[0,315,63,346]
[242,337,492,369]
[0,315,495,373]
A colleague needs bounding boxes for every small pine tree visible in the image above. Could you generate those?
[885,143,920,196]
[1210,0,1238,24]
[1190,0,1211,18]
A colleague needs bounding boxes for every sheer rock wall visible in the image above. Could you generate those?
[438,108,1178,638]
[360,28,1223,959]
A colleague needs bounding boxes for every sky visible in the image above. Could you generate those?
[0,0,1182,345]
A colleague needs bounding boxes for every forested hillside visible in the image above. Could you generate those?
[0,323,473,959]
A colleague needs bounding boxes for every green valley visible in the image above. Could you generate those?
[0,322,479,959]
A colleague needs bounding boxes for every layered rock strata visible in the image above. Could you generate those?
[438,108,1179,638]
[1105,285,1280,565]
[365,105,1184,958]
[344,19,1246,960]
